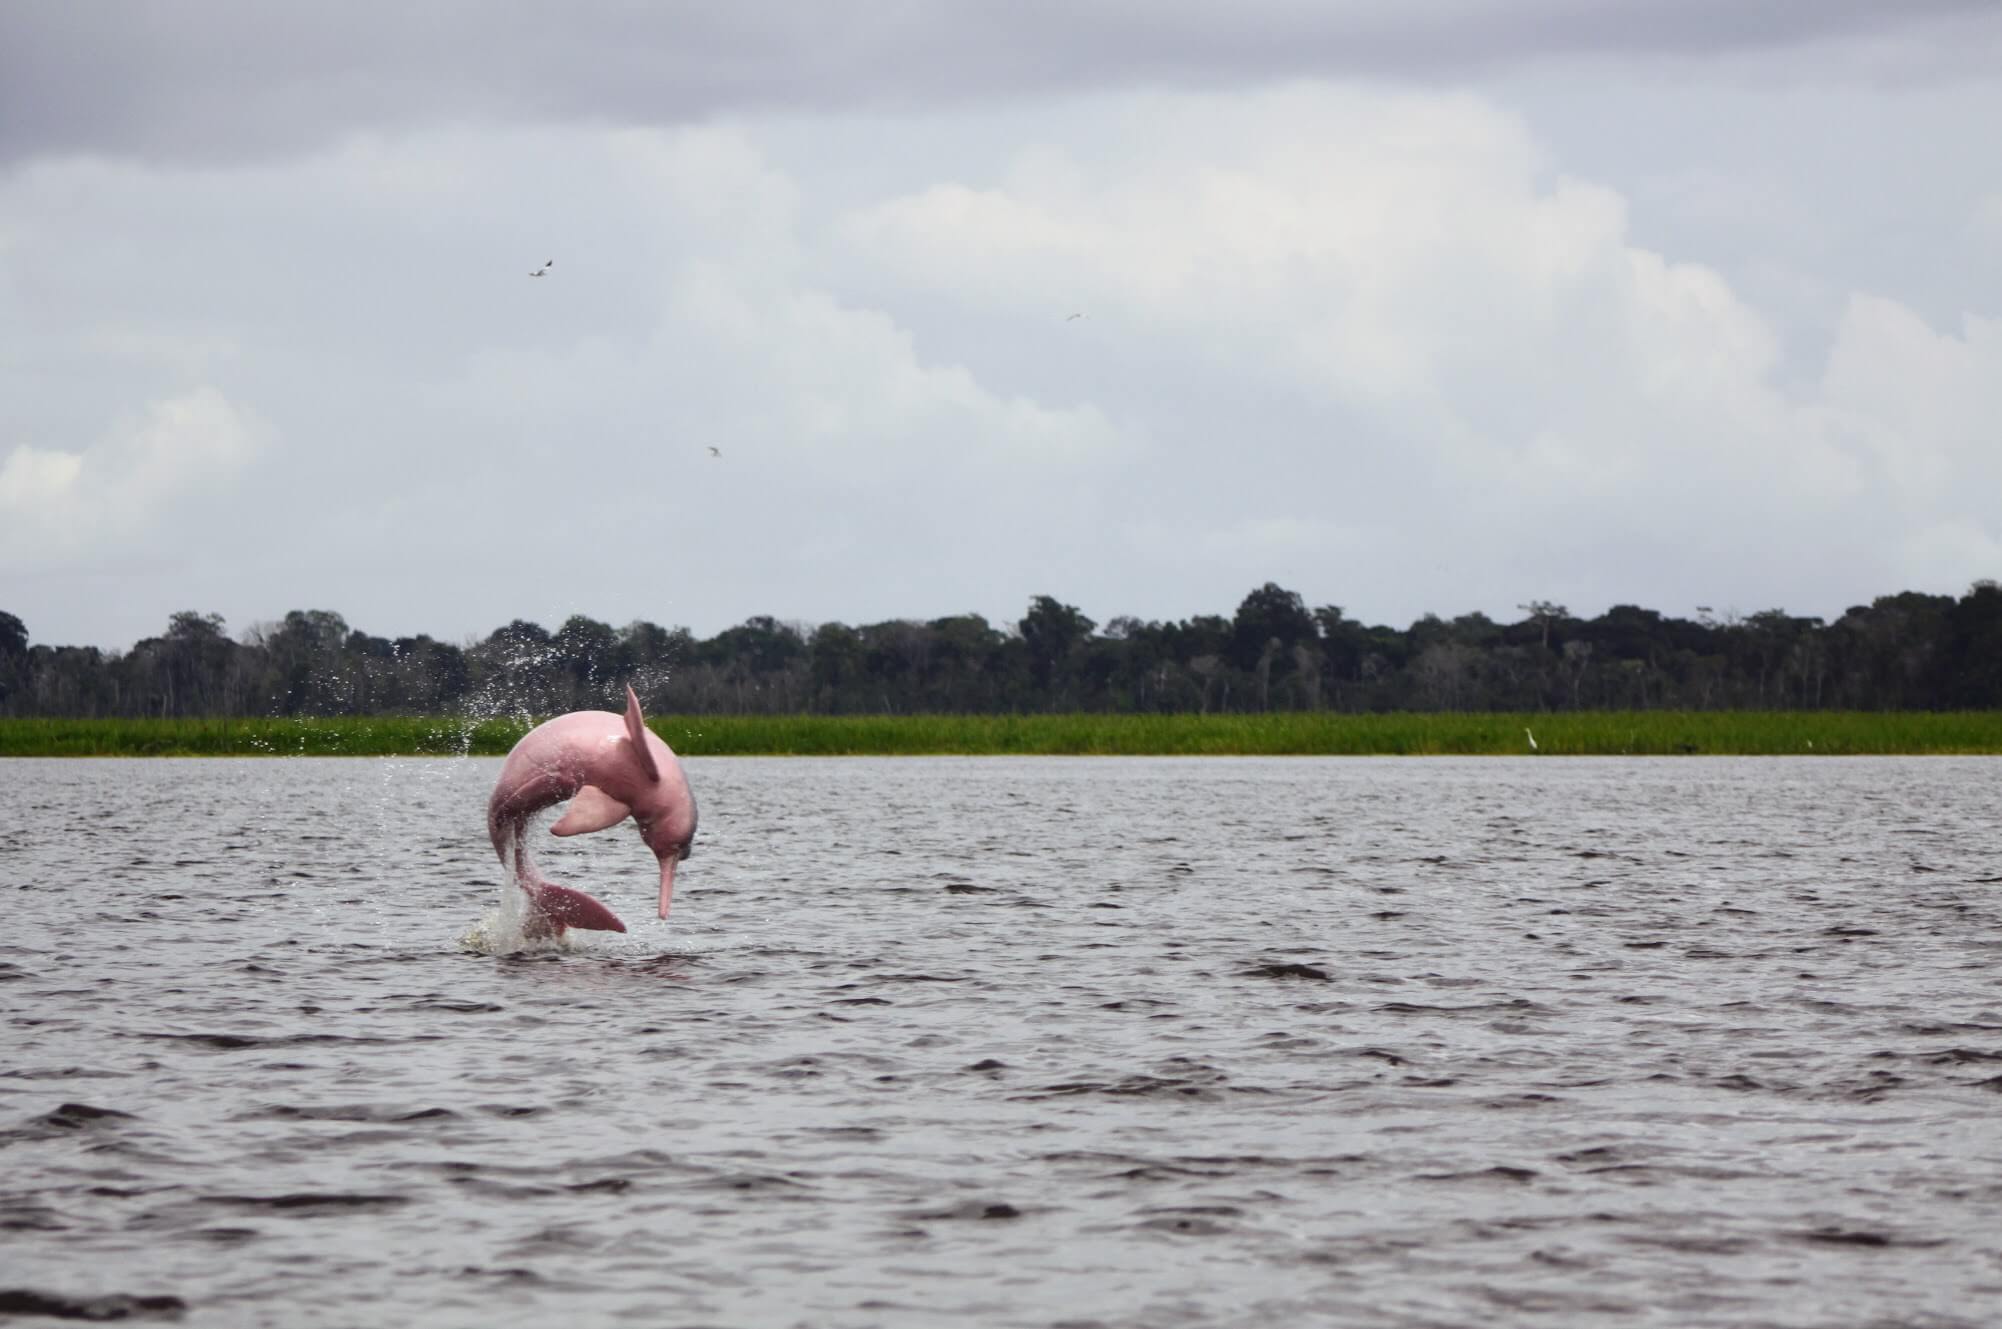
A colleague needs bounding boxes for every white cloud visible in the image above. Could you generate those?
[0,445,85,510]
[838,85,1999,618]
[1821,296,2002,509]
[0,387,263,566]
[1902,519,2002,589]
[423,127,1139,498]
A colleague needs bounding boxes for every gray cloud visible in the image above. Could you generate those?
[4,6,1999,651]
[4,80,1998,651]
[4,0,1997,165]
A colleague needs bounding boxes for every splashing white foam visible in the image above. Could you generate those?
[457,878,582,956]
[457,907,583,956]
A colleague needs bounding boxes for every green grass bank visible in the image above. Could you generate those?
[3,711,2001,757]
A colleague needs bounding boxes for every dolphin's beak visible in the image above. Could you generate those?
[657,856,677,920]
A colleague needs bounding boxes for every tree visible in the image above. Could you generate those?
[553,615,621,700]
[620,620,694,708]
[4,580,1997,718]
[707,616,807,676]
[701,616,809,712]
[1413,642,1481,710]
[389,635,469,711]
[810,622,866,710]
[132,611,237,715]
[1018,595,1095,697]
[248,610,353,714]
[466,618,565,717]
[1447,611,1502,648]
[1937,580,2002,706]
[0,611,25,709]
[484,619,552,654]
[1742,608,1819,707]
[1229,583,1315,671]
[1517,601,1568,650]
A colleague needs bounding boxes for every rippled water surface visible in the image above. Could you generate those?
[4,755,2002,1327]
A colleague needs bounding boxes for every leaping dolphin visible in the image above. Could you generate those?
[486,685,697,936]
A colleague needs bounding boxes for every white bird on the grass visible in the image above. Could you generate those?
[529,260,554,277]
[1524,727,1538,751]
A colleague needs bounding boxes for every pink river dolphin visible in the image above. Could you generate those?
[486,685,697,936]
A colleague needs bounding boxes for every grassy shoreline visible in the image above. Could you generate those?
[3,711,2000,757]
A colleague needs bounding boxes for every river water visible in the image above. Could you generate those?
[3,755,2000,1327]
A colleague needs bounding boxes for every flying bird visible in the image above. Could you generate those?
[529,260,554,277]
[707,447,721,458]
[1065,312,1086,322]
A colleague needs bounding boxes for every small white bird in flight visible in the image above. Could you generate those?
[707,446,721,458]
[529,260,554,277]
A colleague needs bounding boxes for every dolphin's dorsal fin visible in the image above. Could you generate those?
[551,784,632,836]
[624,684,661,782]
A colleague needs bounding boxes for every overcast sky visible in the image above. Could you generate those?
[4,2,2000,650]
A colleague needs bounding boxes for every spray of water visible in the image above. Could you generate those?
[457,877,580,956]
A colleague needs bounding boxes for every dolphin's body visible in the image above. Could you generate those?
[486,685,697,936]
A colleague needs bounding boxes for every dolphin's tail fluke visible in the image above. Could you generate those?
[526,880,628,934]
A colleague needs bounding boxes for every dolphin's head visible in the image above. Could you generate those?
[635,800,696,919]
[623,684,698,919]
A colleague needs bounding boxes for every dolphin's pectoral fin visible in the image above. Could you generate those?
[550,785,632,837]
[531,882,627,933]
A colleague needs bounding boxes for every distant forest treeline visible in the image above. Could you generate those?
[3,581,2000,719]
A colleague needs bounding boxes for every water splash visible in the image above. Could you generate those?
[458,872,583,956]
[457,906,582,957]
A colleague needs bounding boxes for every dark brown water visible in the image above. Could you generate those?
[3,755,2001,1327]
